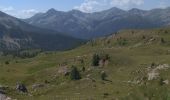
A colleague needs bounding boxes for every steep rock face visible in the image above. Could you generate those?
[0,11,83,51]
[24,7,170,39]
[0,11,32,50]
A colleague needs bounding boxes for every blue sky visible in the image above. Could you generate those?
[0,0,170,18]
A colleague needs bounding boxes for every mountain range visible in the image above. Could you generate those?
[0,11,83,51]
[0,7,170,51]
[24,7,170,39]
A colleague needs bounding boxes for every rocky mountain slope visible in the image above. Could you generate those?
[0,11,83,51]
[24,7,170,39]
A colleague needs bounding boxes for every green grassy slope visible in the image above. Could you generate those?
[1,27,170,100]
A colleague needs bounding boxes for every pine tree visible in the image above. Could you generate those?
[70,66,81,80]
[92,54,100,66]
[82,67,85,72]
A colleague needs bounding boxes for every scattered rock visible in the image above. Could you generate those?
[0,93,7,100]
[146,37,156,44]
[86,74,91,78]
[132,64,170,84]
[99,59,109,67]
[0,93,11,100]
[133,43,142,48]
[58,66,70,76]
[148,70,159,80]
[0,85,8,95]
[163,80,169,85]
[64,72,70,76]
[16,83,28,93]
[32,84,44,90]
[101,71,105,74]
[87,68,91,71]
[156,64,169,70]
[99,60,105,67]
[81,78,91,81]
[0,85,8,90]
[147,64,169,81]
[0,90,5,95]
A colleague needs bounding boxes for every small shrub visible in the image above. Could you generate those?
[5,61,9,65]
[159,78,164,86]
[44,80,50,84]
[151,62,155,67]
[142,35,146,39]
[101,71,107,80]
[164,30,168,34]
[103,54,110,61]
[161,38,165,43]
[106,40,110,44]
[103,93,109,98]
[80,59,84,64]
[118,39,128,46]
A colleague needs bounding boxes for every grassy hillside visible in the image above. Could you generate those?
[1,27,170,100]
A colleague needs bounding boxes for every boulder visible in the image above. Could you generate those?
[0,93,7,100]
[0,93,11,100]
[32,84,44,90]
[58,66,70,76]
[147,64,169,80]
[0,90,5,95]
[163,80,169,85]
[148,70,159,80]
[16,83,28,93]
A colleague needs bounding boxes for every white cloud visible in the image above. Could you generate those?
[111,0,144,6]
[74,0,99,12]
[1,6,15,12]
[20,9,39,18]
[0,6,38,18]
[158,0,169,8]
[74,0,144,13]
